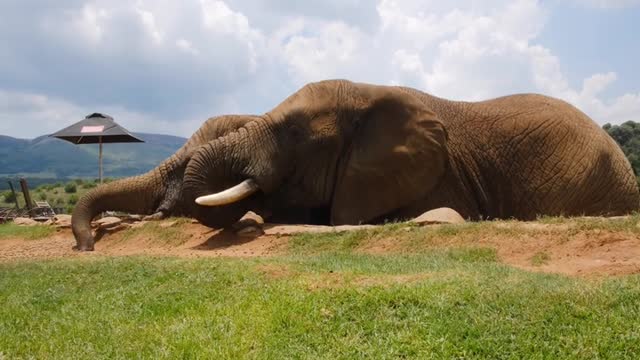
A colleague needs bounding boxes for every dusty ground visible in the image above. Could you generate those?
[1,219,639,277]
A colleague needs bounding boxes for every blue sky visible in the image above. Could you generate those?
[1,0,639,138]
[539,1,640,98]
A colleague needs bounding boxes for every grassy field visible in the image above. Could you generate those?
[1,219,640,359]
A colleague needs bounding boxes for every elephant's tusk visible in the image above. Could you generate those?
[195,179,260,206]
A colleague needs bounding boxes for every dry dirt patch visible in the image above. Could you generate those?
[1,219,639,277]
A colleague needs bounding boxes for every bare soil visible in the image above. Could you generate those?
[1,220,639,277]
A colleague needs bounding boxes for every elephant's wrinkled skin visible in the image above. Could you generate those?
[72,80,640,250]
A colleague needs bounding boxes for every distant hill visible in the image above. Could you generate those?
[0,133,186,189]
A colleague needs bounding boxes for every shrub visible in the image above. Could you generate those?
[2,190,16,203]
[82,181,97,189]
[53,182,62,188]
[68,194,78,205]
[64,183,77,193]
[74,179,84,185]
[38,192,47,201]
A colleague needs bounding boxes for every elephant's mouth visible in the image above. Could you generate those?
[183,176,265,229]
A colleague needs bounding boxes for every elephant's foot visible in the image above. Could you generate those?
[143,211,166,221]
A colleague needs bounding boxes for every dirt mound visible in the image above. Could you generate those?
[1,219,639,277]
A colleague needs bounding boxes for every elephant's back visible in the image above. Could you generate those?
[464,93,639,218]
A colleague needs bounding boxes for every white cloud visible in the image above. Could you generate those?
[0,89,196,139]
[68,3,110,45]
[136,7,164,45]
[176,39,199,55]
[0,0,638,139]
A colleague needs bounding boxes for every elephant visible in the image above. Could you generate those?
[72,79,640,250]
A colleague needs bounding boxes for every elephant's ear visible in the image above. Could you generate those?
[330,88,448,225]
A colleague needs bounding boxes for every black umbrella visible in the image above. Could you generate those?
[50,113,144,183]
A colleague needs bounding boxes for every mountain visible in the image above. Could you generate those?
[0,133,186,188]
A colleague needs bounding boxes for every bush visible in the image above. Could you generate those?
[64,183,77,194]
[82,181,97,189]
[2,190,16,203]
[74,179,84,185]
[68,194,78,205]
[38,192,47,201]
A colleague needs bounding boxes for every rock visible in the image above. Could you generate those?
[13,217,39,226]
[126,214,144,221]
[52,214,72,228]
[236,225,265,237]
[142,212,164,221]
[93,216,122,229]
[159,220,178,228]
[411,208,465,225]
[233,211,265,229]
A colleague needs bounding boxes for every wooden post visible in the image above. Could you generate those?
[19,178,33,213]
[7,181,19,210]
[99,137,103,184]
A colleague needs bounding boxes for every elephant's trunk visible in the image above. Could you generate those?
[72,169,164,251]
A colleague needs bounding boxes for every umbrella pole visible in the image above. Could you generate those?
[99,137,103,184]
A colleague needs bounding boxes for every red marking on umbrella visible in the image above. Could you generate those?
[81,125,105,133]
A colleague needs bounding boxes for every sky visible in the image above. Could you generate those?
[1,0,639,139]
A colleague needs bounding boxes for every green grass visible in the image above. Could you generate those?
[0,179,98,213]
[531,251,551,266]
[2,217,640,358]
[0,223,55,240]
[1,252,640,359]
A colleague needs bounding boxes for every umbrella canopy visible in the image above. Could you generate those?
[50,113,144,183]
[50,113,144,144]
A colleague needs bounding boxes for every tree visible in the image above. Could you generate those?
[64,182,77,194]
[603,121,640,177]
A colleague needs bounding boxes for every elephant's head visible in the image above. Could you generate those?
[182,80,449,228]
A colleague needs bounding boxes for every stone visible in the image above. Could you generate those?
[52,214,72,228]
[233,211,265,229]
[13,217,39,226]
[411,207,465,225]
[93,216,122,229]
[236,225,265,237]
[159,220,178,228]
